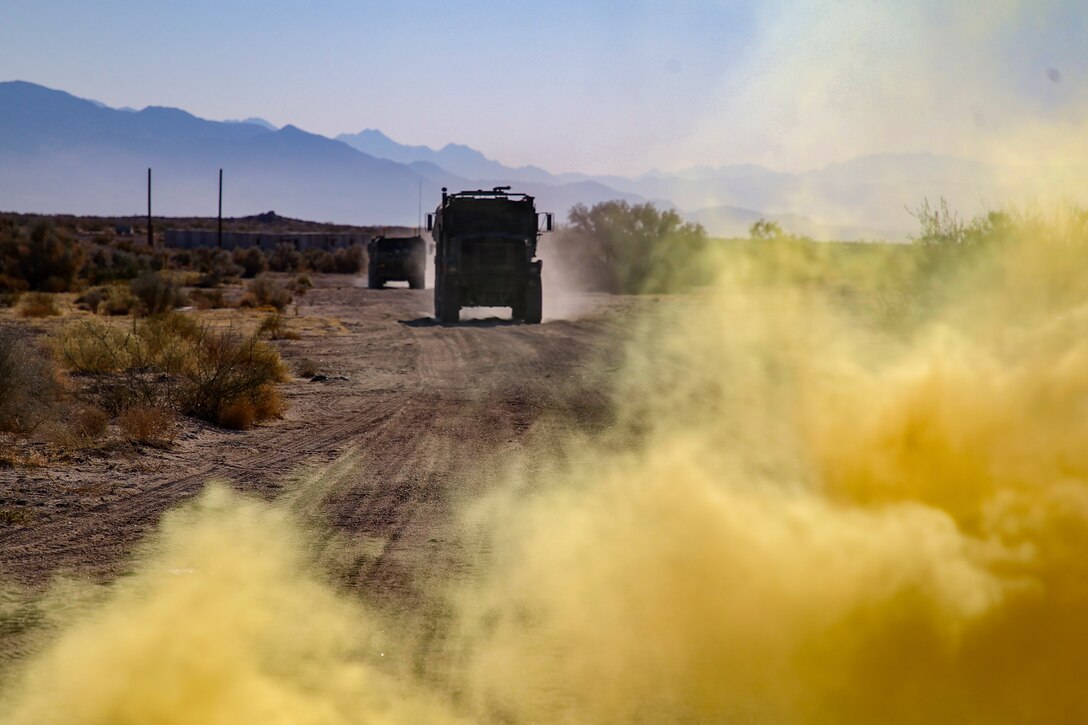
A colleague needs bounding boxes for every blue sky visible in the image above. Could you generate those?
[3,1,1085,175]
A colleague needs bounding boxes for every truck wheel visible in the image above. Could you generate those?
[524,277,542,324]
[368,266,380,289]
[409,272,425,290]
[511,285,526,321]
[439,283,460,323]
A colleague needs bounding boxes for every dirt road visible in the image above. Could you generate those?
[0,278,629,620]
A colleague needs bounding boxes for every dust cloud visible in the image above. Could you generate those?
[453,209,1088,723]
[3,210,1088,723]
[0,484,459,725]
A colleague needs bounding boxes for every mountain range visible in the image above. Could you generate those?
[3,81,1075,240]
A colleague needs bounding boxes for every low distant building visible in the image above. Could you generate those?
[164,229,370,251]
[114,224,133,236]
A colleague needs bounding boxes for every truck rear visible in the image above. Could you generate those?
[427,187,552,323]
[367,235,426,289]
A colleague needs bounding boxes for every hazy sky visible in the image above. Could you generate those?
[3,0,1085,175]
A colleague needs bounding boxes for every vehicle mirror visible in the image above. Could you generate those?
[426,213,434,232]
[546,213,554,232]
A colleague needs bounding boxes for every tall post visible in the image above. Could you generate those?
[217,168,223,248]
[147,168,153,249]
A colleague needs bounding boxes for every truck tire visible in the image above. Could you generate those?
[409,272,425,290]
[524,276,542,324]
[368,266,380,289]
[437,277,460,323]
[511,284,526,321]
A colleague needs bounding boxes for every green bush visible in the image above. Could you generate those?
[0,220,85,292]
[130,272,187,315]
[233,247,268,278]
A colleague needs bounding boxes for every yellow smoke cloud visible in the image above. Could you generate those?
[0,484,459,725]
[457,217,1088,723]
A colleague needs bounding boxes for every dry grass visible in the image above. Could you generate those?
[241,275,293,311]
[117,405,176,446]
[295,357,320,378]
[18,292,61,318]
[257,313,299,340]
[58,312,289,429]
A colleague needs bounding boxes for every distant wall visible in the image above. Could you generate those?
[164,229,371,251]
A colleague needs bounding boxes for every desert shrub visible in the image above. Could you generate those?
[72,404,110,441]
[171,250,193,268]
[0,221,85,292]
[332,244,365,274]
[59,315,288,429]
[100,285,135,316]
[57,319,139,374]
[117,405,176,446]
[268,243,302,273]
[295,357,320,378]
[130,272,187,315]
[189,288,228,310]
[244,275,293,311]
[257,313,298,340]
[233,247,268,278]
[0,290,21,308]
[192,248,242,288]
[293,274,313,293]
[180,332,288,427]
[76,287,108,313]
[18,292,61,318]
[83,246,149,284]
[302,248,335,273]
[0,329,60,435]
[561,201,708,293]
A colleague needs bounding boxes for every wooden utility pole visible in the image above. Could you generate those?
[147,168,153,248]
[218,168,223,248]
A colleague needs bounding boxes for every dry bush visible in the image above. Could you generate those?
[267,243,301,272]
[130,272,187,315]
[295,357,320,378]
[232,247,268,278]
[101,285,135,316]
[192,248,242,288]
[189,288,228,310]
[182,331,288,427]
[332,244,365,274]
[18,292,61,318]
[244,275,293,311]
[117,405,176,446]
[0,329,60,436]
[257,313,298,340]
[217,398,256,430]
[72,404,110,440]
[76,287,107,313]
[292,273,313,294]
[58,319,137,373]
[57,313,289,430]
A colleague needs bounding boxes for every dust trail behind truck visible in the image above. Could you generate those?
[427,187,552,324]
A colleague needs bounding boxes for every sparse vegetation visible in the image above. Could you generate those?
[58,313,288,429]
[244,275,293,311]
[18,292,61,318]
[117,405,176,446]
[0,329,60,436]
[556,201,709,293]
[130,272,188,315]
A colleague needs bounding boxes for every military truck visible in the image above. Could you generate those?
[427,187,552,324]
[367,235,426,289]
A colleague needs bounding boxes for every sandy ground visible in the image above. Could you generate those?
[0,276,634,662]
